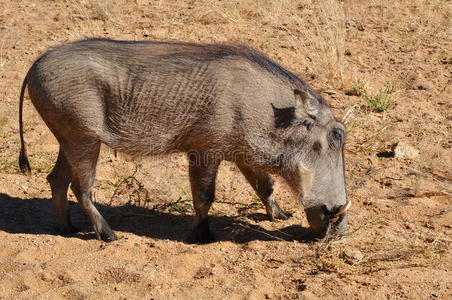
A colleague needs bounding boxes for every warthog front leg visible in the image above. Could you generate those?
[237,164,289,220]
[46,148,79,234]
[188,152,220,243]
[66,141,117,242]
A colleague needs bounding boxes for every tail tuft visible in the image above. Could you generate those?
[19,147,31,175]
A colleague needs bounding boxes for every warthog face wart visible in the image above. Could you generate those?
[19,38,348,242]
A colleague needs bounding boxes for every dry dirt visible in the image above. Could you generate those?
[0,0,451,299]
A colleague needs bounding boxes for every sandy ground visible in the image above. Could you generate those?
[0,0,451,299]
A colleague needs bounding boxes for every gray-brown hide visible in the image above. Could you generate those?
[19,38,348,242]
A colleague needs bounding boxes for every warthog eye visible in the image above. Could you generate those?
[331,128,344,143]
[328,127,345,150]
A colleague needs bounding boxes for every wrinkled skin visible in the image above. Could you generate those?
[18,38,348,242]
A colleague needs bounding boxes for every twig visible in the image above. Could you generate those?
[235,224,286,241]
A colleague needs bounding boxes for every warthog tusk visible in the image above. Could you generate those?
[334,199,351,216]
[329,200,351,223]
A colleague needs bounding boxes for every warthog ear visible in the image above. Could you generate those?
[294,89,319,120]
[271,104,295,129]
[271,90,320,129]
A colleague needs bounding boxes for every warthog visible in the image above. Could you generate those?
[19,38,350,242]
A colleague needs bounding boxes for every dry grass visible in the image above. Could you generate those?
[291,0,347,88]
[102,161,194,215]
[341,104,362,136]
[229,0,348,88]
[409,0,451,37]
[0,152,55,174]
[316,224,450,277]
[0,39,7,77]
[94,0,111,21]
[412,143,452,197]
[318,239,447,277]
[61,0,104,39]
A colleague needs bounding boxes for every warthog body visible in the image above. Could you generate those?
[19,38,349,242]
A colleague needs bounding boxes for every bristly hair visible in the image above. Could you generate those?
[73,38,321,103]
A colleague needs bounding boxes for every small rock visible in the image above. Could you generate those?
[198,11,225,25]
[58,272,74,284]
[341,248,363,264]
[299,290,319,300]
[409,81,433,91]
[323,90,338,95]
[344,88,360,96]
[393,142,419,159]
[149,28,168,39]
[40,271,54,282]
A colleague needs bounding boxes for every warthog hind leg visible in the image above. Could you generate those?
[66,140,118,242]
[47,148,79,234]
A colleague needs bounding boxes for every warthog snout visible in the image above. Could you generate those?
[305,200,351,237]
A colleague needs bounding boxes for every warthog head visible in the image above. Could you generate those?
[272,89,349,238]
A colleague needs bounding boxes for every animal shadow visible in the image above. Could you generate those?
[0,192,315,243]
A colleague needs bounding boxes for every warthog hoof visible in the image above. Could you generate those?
[96,228,118,242]
[270,208,290,221]
[189,218,214,244]
[267,198,291,221]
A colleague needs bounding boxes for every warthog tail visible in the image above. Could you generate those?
[19,73,31,175]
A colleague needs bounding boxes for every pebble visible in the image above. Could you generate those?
[299,291,319,300]
[393,142,419,159]
[409,81,433,91]
[341,248,363,264]
[40,271,54,282]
